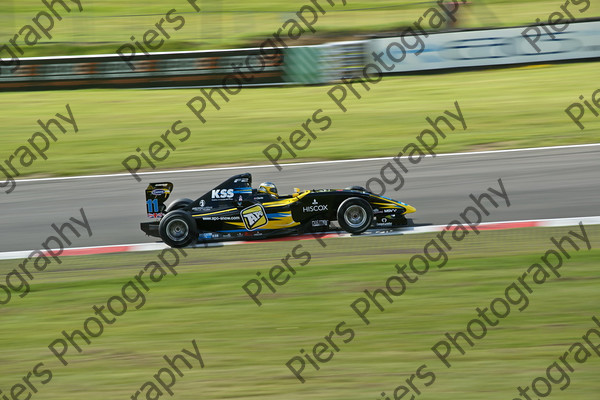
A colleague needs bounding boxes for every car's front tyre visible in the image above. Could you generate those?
[158,210,197,248]
[337,197,373,234]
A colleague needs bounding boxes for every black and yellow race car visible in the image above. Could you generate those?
[140,173,416,247]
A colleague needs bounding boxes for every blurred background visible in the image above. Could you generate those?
[2,0,598,57]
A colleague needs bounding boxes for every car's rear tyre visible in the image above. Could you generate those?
[165,198,193,213]
[337,197,373,234]
[158,210,197,248]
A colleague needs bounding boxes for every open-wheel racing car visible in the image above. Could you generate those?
[140,173,416,247]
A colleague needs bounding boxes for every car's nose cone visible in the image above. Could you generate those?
[404,204,417,214]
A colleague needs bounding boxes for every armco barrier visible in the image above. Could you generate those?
[0,47,284,91]
[367,19,600,74]
[1,19,598,91]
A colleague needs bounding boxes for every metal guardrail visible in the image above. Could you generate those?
[0,47,284,91]
[0,18,598,92]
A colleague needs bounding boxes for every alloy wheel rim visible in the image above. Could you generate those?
[166,219,188,241]
[345,205,367,228]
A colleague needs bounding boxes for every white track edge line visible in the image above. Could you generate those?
[14,143,600,184]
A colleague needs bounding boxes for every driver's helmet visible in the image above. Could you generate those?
[258,182,278,198]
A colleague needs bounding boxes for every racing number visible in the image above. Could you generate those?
[146,199,159,213]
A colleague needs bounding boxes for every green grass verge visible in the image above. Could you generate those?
[1,0,599,56]
[0,62,598,179]
[0,226,598,399]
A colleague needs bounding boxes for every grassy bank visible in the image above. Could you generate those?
[0,225,598,399]
[2,0,599,56]
[0,62,598,178]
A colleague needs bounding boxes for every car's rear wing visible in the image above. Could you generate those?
[145,182,173,219]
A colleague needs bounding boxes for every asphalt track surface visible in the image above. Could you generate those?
[1,145,599,253]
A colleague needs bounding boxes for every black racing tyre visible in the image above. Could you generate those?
[158,210,197,248]
[337,197,373,234]
[165,198,193,213]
